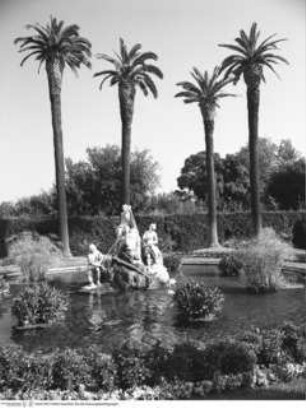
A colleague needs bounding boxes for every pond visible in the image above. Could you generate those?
[0,265,305,353]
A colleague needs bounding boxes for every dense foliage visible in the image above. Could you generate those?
[177,138,305,211]
[0,322,305,399]
[12,282,68,327]
[65,145,160,215]
[174,282,224,320]
[0,211,304,257]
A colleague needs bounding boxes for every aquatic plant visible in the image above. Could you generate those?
[173,281,224,320]
[219,253,242,277]
[11,281,68,327]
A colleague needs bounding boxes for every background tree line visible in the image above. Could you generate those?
[0,138,304,218]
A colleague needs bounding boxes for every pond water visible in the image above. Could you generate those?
[0,265,305,353]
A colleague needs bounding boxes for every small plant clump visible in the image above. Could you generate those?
[237,228,292,293]
[12,282,68,327]
[219,253,243,277]
[163,253,182,275]
[173,281,224,321]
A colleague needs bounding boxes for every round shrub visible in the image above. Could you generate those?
[11,282,68,327]
[112,343,151,390]
[281,322,306,363]
[219,254,242,277]
[202,340,257,379]
[163,253,182,275]
[143,342,172,386]
[164,343,206,382]
[83,346,117,392]
[238,330,263,355]
[292,218,306,249]
[52,348,92,391]
[257,328,286,366]
[173,281,224,321]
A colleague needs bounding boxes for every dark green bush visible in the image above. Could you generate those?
[164,343,206,382]
[83,345,117,392]
[142,342,172,386]
[163,253,182,275]
[292,218,306,249]
[0,347,53,392]
[52,348,92,391]
[112,343,152,390]
[174,282,224,321]
[238,330,263,355]
[202,340,257,379]
[219,253,242,277]
[12,282,68,326]
[281,322,306,363]
[257,329,286,366]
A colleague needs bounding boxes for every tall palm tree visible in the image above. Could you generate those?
[94,38,163,205]
[175,66,234,247]
[15,16,91,256]
[219,22,288,235]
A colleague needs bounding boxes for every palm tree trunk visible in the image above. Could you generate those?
[246,84,262,236]
[119,82,135,206]
[47,63,71,257]
[201,109,219,247]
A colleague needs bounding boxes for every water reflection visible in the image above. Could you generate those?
[1,273,305,353]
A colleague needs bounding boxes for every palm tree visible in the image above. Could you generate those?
[94,38,163,205]
[219,22,288,235]
[15,16,91,256]
[175,66,234,247]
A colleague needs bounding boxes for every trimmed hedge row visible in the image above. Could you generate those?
[0,211,305,257]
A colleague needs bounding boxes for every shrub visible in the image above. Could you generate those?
[281,322,306,363]
[142,342,172,386]
[292,218,306,249]
[163,253,182,275]
[238,228,291,293]
[0,347,53,392]
[257,329,286,366]
[219,254,242,277]
[11,281,68,326]
[112,343,151,390]
[8,231,62,282]
[83,346,117,392]
[202,340,257,379]
[238,330,263,355]
[164,343,206,382]
[52,348,92,391]
[174,281,224,321]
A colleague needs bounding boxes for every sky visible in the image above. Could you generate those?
[0,0,305,202]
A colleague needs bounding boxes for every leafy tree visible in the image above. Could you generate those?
[175,67,234,246]
[219,22,288,235]
[65,145,160,215]
[15,17,92,256]
[265,158,305,210]
[94,39,163,206]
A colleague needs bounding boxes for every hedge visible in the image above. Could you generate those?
[0,211,305,257]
